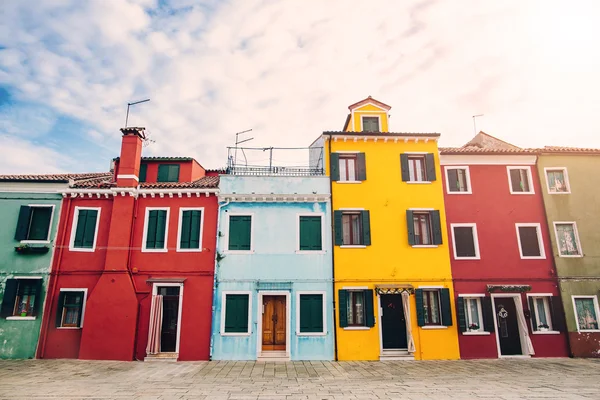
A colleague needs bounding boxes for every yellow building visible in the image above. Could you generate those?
[311,97,460,360]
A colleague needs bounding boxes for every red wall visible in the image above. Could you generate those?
[115,160,205,183]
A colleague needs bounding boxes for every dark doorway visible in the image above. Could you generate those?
[496,299,522,356]
[381,294,407,349]
[159,286,180,353]
[262,295,286,351]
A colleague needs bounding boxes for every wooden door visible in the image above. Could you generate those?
[381,294,407,349]
[262,295,286,351]
[496,300,522,356]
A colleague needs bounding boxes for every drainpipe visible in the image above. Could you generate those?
[326,134,339,361]
[209,196,229,360]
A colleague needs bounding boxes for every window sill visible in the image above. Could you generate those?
[421,325,447,330]
[224,250,255,254]
[69,247,96,252]
[141,249,168,253]
[20,240,51,244]
[221,332,251,336]
[343,326,370,331]
[548,192,570,195]
[295,250,326,254]
[406,181,432,184]
[335,181,362,184]
[520,256,547,260]
[462,331,490,336]
[57,327,82,330]
[558,254,583,258]
[6,316,36,321]
[296,332,327,336]
[446,191,472,195]
[509,192,535,195]
[412,245,439,248]
[532,330,560,335]
[340,245,367,249]
[455,256,481,260]
[577,329,600,333]
[176,249,203,253]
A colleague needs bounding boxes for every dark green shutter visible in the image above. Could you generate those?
[357,153,367,181]
[157,165,168,182]
[73,210,89,248]
[31,279,43,316]
[361,210,371,246]
[300,294,323,333]
[28,207,52,241]
[330,153,340,181]
[400,154,410,181]
[1,279,18,318]
[139,163,147,183]
[447,169,458,192]
[550,296,566,332]
[229,216,251,250]
[180,211,191,249]
[299,216,322,251]
[415,289,425,327]
[55,291,66,327]
[338,290,348,328]
[154,210,166,248]
[75,293,84,327]
[481,296,495,332]
[364,289,375,327]
[431,210,442,245]
[189,210,201,249]
[157,165,179,182]
[528,297,537,331]
[456,297,467,332]
[82,210,98,248]
[224,294,249,333]
[440,288,452,326]
[425,153,436,181]
[146,211,157,248]
[14,206,32,241]
[406,210,415,245]
[168,165,180,182]
[334,211,343,246]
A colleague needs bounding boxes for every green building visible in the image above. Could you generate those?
[536,148,600,357]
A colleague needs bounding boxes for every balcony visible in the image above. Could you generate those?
[226,146,324,176]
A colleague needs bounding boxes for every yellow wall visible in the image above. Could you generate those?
[346,104,390,132]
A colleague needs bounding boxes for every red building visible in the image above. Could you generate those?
[440,133,569,359]
[37,128,219,361]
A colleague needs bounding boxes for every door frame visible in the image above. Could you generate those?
[490,293,528,358]
[378,293,409,353]
[257,291,290,357]
[151,282,184,354]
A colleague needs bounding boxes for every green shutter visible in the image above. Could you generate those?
[139,164,147,183]
[447,169,458,191]
[73,210,88,248]
[28,207,52,241]
[364,289,375,327]
[14,206,32,241]
[180,211,191,249]
[481,296,495,332]
[330,153,340,181]
[415,289,425,327]
[31,279,43,316]
[338,290,348,328]
[168,165,180,182]
[528,297,537,331]
[406,210,415,245]
[146,210,157,248]
[82,210,98,248]
[361,210,371,246]
[425,153,436,181]
[224,294,249,333]
[55,291,66,327]
[334,211,343,246]
[357,153,367,181]
[157,165,168,182]
[299,216,322,251]
[229,216,251,250]
[400,154,410,181]
[157,165,179,182]
[154,210,167,248]
[456,297,467,332]
[189,210,201,249]
[300,294,323,333]
[1,279,18,318]
[440,288,452,326]
[431,210,442,245]
[550,296,566,332]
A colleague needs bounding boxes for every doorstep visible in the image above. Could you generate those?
[379,349,414,361]
[257,351,290,362]
[144,352,178,362]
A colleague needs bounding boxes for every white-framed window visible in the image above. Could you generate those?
[408,155,428,182]
[15,204,55,243]
[361,116,380,132]
[444,166,472,194]
[69,207,101,252]
[422,289,442,326]
[463,297,484,332]
[142,207,170,252]
[544,167,570,194]
[56,288,87,329]
[451,223,480,259]
[346,290,366,327]
[515,223,545,259]
[296,291,326,335]
[1,277,43,320]
[553,222,583,257]
[226,213,254,253]
[526,294,555,333]
[339,154,358,182]
[572,296,600,332]
[296,213,324,252]
[221,291,252,335]
[507,166,535,194]
[176,207,204,252]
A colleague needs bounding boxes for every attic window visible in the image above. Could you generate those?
[362,117,379,132]
[157,164,180,183]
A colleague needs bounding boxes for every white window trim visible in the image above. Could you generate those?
[515,223,546,259]
[506,166,535,195]
[337,152,360,183]
[412,245,439,248]
[224,213,255,254]
[553,221,583,258]
[463,297,485,333]
[296,291,327,336]
[360,115,380,132]
[572,295,600,333]
[6,277,43,320]
[141,207,170,253]
[57,288,88,329]
[405,153,430,183]
[176,207,204,252]
[419,287,444,327]
[69,206,101,252]
[450,223,480,260]
[151,282,184,353]
[19,204,55,244]
[335,181,362,184]
[544,167,571,195]
[343,287,370,329]
[296,213,325,254]
[444,166,472,195]
[340,245,367,249]
[525,293,558,334]
[221,291,252,336]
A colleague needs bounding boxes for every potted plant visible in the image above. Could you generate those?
[468,323,480,332]
[538,323,550,332]
[14,244,50,255]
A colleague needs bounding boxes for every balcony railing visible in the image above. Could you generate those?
[226,146,324,177]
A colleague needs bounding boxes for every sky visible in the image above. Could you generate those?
[1,0,599,174]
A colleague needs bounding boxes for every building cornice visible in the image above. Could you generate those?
[61,187,219,198]
[439,154,537,166]
[218,193,330,203]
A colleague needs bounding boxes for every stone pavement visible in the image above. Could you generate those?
[0,359,599,400]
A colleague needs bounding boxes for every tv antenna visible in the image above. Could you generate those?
[472,114,484,135]
[234,129,253,167]
[125,98,150,127]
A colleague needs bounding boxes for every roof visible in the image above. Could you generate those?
[347,96,391,111]
[0,172,112,183]
[462,131,519,150]
[439,147,537,155]
[324,131,440,138]
[113,156,194,162]
[533,146,600,155]
[71,175,220,189]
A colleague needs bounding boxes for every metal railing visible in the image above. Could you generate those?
[226,146,324,176]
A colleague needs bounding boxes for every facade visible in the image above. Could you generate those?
[211,173,334,361]
[440,133,569,359]
[312,97,460,361]
[36,128,219,361]
[535,147,600,357]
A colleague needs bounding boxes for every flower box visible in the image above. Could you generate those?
[14,245,50,255]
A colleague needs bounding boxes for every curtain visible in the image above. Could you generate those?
[402,291,416,353]
[513,297,535,355]
[146,295,163,355]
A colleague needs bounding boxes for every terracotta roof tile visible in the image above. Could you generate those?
[0,172,112,183]
[532,146,600,154]
[439,147,537,155]
[347,96,392,111]
[325,131,440,137]
[140,176,219,189]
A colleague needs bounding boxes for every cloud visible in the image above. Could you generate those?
[0,135,71,174]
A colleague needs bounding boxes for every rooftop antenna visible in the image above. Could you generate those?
[472,114,484,135]
[125,98,150,127]
[234,129,253,167]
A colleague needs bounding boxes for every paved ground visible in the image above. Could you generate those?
[0,359,599,400]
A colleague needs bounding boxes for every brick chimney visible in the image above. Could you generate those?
[117,127,145,187]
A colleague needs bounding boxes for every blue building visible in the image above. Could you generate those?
[211,175,334,361]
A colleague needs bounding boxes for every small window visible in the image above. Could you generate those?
[339,154,357,181]
[508,167,533,194]
[413,212,432,245]
[554,222,582,257]
[70,208,100,251]
[528,296,553,332]
[338,289,375,328]
[445,167,471,193]
[401,153,436,182]
[178,208,203,251]
[298,215,322,251]
[407,210,442,246]
[57,290,86,328]
[139,163,148,183]
[573,296,600,332]
[144,209,168,251]
[223,293,250,334]
[516,224,545,259]
[347,291,365,326]
[228,215,252,251]
[422,290,442,325]
[545,168,569,193]
[451,224,479,259]
[362,116,379,132]
[0,279,42,318]
[331,153,366,182]
[335,211,371,247]
[298,293,324,334]
[157,164,180,183]
[342,213,362,245]
[408,156,427,182]
[463,297,483,332]
[14,205,54,242]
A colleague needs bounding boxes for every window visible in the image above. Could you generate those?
[528,296,553,332]
[0,279,42,319]
[157,164,180,183]
[14,205,54,242]
[69,207,100,251]
[416,288,452,327]
[463,297,483,331]
[451,224,479,259]
[143,208,169,251]
[445,167,471,194]
[222,293,250,334]
[507,166,534,194]
[347,291,365,326]
[407,210,442,246]
[228,215,252,251]
[139,163,148,183]
[362,116,379,132]
[298,215,323,251]
[330,153,366,182]
[545,168,570,194]
[56,290,86,328]
[401,153,436,182]
[339,154,357,181]
[177,208,203,251]
[573,296,600,332]
[554,222,582,257]
[298,293,325,334]
[338,289,375,328]
[516,224,545,259]
[423,290,441,325]
[334,210,371,246]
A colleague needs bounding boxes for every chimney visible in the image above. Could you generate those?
[116,127,145,187]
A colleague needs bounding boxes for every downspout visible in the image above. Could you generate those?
[326,134,339,361]
[209,196,229,360]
